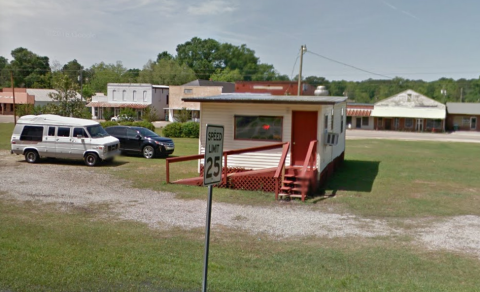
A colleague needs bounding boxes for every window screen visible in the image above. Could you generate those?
[234,116,283,141]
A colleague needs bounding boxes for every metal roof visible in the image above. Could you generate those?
[182,93,347,105]
[371,107,446,119]
[447,102,480,115]
[17,114,99,126]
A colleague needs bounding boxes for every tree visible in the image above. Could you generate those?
[62,59,84,85]
[88,61,129,94]
[304,76,329,88]
[0,56,9,88]
[9,47,51,88]
[48,73,88,118]
[157,51,174,62]
[210,68,243,82]
[176,37,221,79]
[138,59,196,85]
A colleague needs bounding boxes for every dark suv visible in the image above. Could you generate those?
[105,126,174,159]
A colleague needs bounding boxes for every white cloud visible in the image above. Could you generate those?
[187,0,237,16]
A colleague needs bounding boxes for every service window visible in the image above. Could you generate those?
[73,127,88,137]
[234,116,283,141]
[57,127,70,137]
[20,126,43,141]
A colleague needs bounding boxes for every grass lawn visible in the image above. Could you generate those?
[2,122,480,291]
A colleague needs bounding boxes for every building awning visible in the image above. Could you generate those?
[86,102,149,109]
[347,108,372,117]
[371,107,446,119]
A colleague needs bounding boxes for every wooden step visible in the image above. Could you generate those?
[278,193,290,198]
[292,187,308,193]
[280,186,292,191]
[282,180,294,185]
[284,174,296,178]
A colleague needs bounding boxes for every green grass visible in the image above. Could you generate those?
[324,140,480,217]
[0,123,14,150]
[3,123,480,291]
[2,200,480,292]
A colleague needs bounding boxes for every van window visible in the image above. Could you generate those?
[20,126,43,141]
[58,127,70,137]
[127,129,139,139]
[73,128,88,137]
[48,127,55,136]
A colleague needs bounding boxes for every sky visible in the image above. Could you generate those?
[1,0,480,82]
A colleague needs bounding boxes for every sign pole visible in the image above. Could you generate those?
[202,184,213,292]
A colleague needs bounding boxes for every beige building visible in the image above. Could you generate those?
[167,86,223,122]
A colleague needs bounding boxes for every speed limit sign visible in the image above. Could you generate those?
[203,124,224,186]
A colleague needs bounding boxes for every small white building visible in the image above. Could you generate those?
[87,83,169,120]
[182,93,347,191]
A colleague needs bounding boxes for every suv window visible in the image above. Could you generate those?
[73,127,88,137]
[127,128,139,139]
[58,127,70,137]
[48,127,55,136]
[20,126,43,141]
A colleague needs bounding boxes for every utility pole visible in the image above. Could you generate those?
[297,45,307,96]
[78,70,83,101]
[10,71,17,125]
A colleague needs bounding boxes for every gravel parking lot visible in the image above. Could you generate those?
[1,150,480,259]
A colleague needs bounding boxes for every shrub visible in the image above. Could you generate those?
[163,122,183,137]
[132,121,155,131]
[143,106,158,122]
[182,121,200,138]
[100,121,119,128]
[103,108,114,121]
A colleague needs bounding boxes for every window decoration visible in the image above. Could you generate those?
[234,116,283,141]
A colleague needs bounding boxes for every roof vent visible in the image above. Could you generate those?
[314,86,329,96]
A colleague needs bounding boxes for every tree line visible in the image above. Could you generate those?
[1,37,479,104]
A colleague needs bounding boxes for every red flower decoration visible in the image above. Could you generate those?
[262,124,270,130]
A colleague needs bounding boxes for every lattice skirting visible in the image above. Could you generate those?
[199,165,278,192]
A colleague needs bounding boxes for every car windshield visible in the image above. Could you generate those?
[86,125,110,138]
[137,128,159,137]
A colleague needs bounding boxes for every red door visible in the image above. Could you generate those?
[291,111,318,166]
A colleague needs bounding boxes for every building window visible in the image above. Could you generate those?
[331,109,334,131]
[324,114,328,130]
[184,88,193,94]
[133,90,137,101]
[427,119,442,129]
[405,118,413,128]
[394,118,400,129]
[112,90,116,101]
[234,116,283,141]
[166,94,169,105]
[143,91,147,102]
[340,108,344,133]
[122,90,126,101]
[462,117,470,126]
[362,117,369,126]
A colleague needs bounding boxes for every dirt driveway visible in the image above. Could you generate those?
[1,150,480,259]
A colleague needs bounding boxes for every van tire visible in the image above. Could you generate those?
[25,150,39,163]
[84,153,99,166]
[143,145,155,159]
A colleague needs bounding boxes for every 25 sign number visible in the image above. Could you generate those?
[205,156,221,179]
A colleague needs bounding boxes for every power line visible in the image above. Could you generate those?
[306,50,394,80]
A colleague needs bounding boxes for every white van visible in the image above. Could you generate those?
[11,114,121,166]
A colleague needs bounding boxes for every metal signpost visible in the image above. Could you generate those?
[202,124,224,292]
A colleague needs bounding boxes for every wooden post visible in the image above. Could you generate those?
[10,71,17,125]
[166,159,170,184]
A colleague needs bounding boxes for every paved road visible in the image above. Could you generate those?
[2,115,479,143]
[346,129,480,143]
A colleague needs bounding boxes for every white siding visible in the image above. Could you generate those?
[197,102,347,176]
